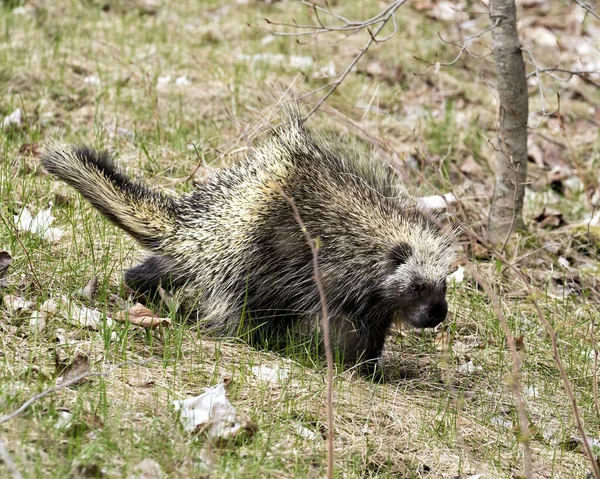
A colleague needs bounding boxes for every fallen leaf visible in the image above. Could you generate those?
[563,434,600,452]
[40,295,113,330]
[534,207,566,229]
[76,275,98,300]
[2,108,23,131]
[19,142,40,157]
[56,353,90,386]
[458,360,482,375]
[292,423,320,440]
[417,192,457,211]
[2,294,33,313]
[0,250,13,288]
[172,381,254,440]
[434,329,450,352]
[235,53,314,71]
[547,165,572,194]
[515,336,526,351]
[112,303,171,328]
[14,207,65,242]
[175,75,191,86]
[29,310,46,333]
[359,60,405,84]
[54,410,74,430]
[459,156,484,176]
[427,1,468,22]
[541,142,566,169]
[251,365,289,383]
[447,266,465,284]
[528,142,544,167]
[128,458,164,479]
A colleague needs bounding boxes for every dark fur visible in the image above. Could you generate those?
[42,121,454,376]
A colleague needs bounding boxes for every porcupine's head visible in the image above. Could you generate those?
[379,215,455,329]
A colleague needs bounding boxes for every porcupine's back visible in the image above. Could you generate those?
[42,118,453,343]
[169,118,451,335]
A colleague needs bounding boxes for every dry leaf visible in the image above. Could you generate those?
[128,458,164,479]
[459,156,484,177]
[534,207,566,229]
[2,108,23,130]
[251,365,289,383]
[56,353,90,386]
[14,207,65,242]
[19,142,40,157]
[428,1,468,22]
[434,329,451,352]
[40,295,113,330]
[515,336,526,351]
[0,250,12,288]
[112,303,171,328]
[29,311,46,333]
[360,60,405,84]
[448,266,465,284]
[2,294,33,313]
[417,193,457,211]
[173,381,255,441]
[77,275,99,300]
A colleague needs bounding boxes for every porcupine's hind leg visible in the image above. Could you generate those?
[124,255,178,298]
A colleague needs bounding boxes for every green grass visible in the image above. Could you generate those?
[1,0,600,477]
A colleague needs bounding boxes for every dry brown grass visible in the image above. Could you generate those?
[1,0,599,477]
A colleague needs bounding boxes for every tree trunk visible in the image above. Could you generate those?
[488,0,529,245]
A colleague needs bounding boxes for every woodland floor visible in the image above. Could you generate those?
[1,1,600,478]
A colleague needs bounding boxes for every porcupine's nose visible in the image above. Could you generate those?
[427,300,448,326]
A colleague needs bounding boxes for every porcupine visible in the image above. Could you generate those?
[42,117,455,375]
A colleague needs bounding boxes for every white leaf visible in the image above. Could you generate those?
[417,193,457,211]
[173,383,244,439]
[2,108,23,130]
[448,266,465,284]
[251,365,288,383]
[83,75,101,86]
[14,207,65,242]
[292,423,320,440]
[175,76,191,86]
[40,295,113,330]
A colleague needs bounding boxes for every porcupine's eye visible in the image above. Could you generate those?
[388,242,412,267]
[410,283,423,295]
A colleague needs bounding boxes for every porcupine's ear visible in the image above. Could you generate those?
[387,242,413,267]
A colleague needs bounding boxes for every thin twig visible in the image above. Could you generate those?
[467,265,532,477]
[437,18,500,67]
[459,225,600,479]
[0,359,155,427]
[279,189,334,479]
[525,67,600,88]
[573,0,600,21]
[591,319,600,424]
[0,437,23,479]
[304,1,407,119]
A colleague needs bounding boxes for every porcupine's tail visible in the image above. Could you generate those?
[42,141,178,252]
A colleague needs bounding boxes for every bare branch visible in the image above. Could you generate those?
[573,0,600,21]
[258,1,408,118]
[304,2,407,118]
[438,18,500,66]
[0,359,155,427]
[279,189,335,479]
[467,266,532,477]
[460,224,600,479]
[526,67,600,87]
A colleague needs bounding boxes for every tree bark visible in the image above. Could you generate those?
[488,0,529,245]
